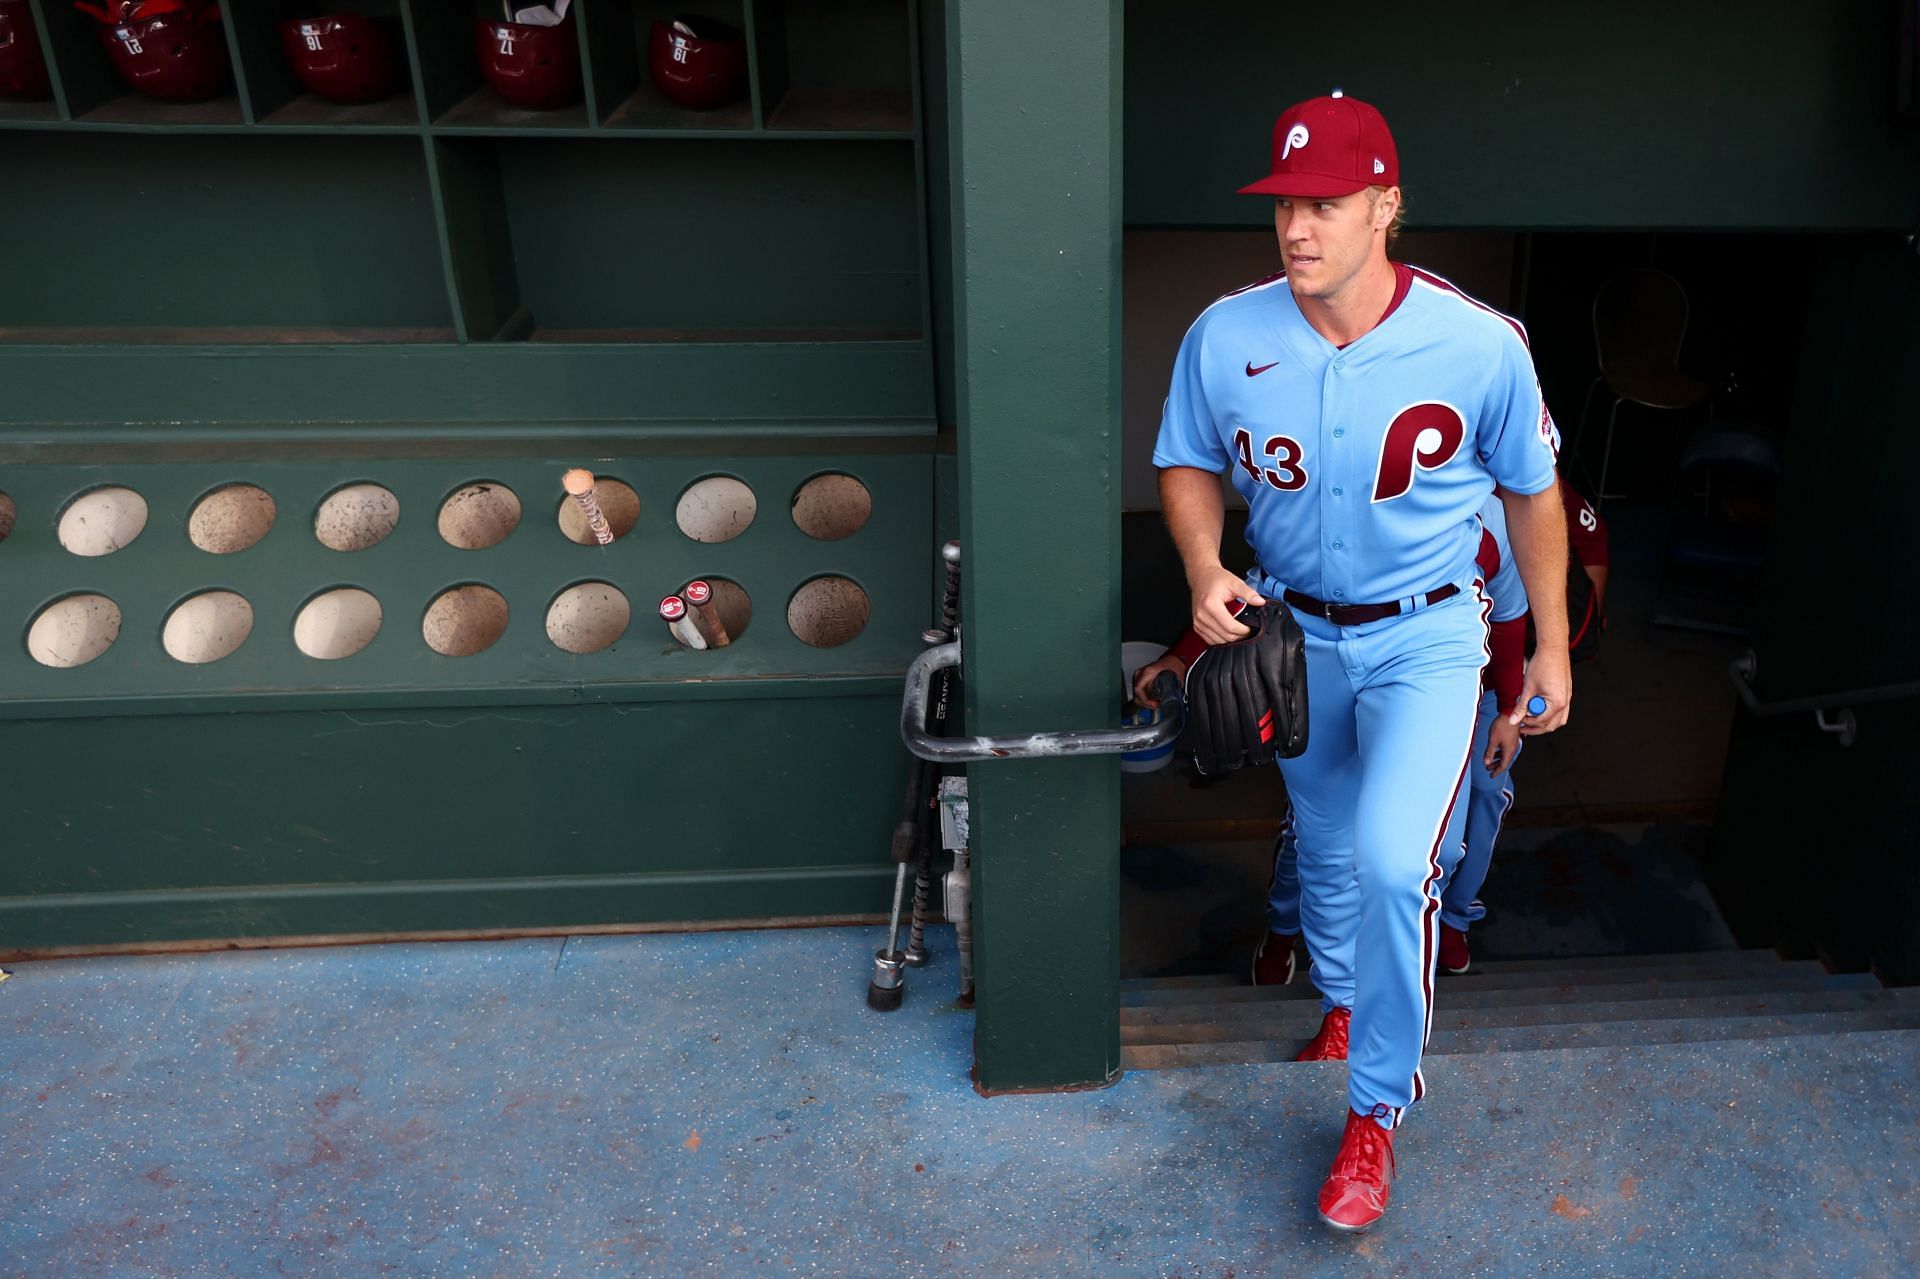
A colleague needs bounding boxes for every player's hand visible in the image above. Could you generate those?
[1511,647,1571,736]
[1188,565,1267,646]
[1132,654,1189,708]
[1484,715,1523,776]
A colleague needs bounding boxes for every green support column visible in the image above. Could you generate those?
[946,0,1124,1091]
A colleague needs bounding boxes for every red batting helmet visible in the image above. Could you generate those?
[94,7,231,103]
[648,14,746,111]
[0,0,54,101]
[278,14,402,105]
[474,14,580,111]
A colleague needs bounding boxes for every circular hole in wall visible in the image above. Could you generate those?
[675,475,756,544]
[663,577,753,650]
[315,483,400,552]
[787,575,869,648]
[791,473,871,541]
[26,593,122,668]
[555,476,640,545]
[438,482,522,550]
[545,581,631,654]
[294,588,383,661]
[188,484,277,555]
[422,584,509,657]
[58,486,148,557]
[0,492,16,543]
[161,590,254,665]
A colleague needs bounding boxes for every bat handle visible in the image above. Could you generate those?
[682,581,732,648]
[562,469,614,546]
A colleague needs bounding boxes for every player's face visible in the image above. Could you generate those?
[1274,189,1395,302]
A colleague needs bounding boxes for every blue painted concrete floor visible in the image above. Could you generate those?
[4,927,1917,1277]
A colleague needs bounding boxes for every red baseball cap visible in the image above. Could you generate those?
[1239,92,1399,198]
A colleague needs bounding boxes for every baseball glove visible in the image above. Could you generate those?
[1183,602,1309,775]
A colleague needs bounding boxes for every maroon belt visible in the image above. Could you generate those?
[1283,583,1460,626]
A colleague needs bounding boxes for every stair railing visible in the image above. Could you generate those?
[1729,650,1920,747]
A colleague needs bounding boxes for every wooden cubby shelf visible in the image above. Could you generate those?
[0,0,929,349]
[74,92,246,128]
[433,88,593,132]
[0,99,60,126]
[257,93,419,130]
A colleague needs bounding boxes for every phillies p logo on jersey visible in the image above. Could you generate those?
[1372,402,1465,502]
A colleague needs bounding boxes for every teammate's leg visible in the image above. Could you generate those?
[1266,807,1302,937]
[1254,808,1303,986]
[1344,599,1488,1126]
[1440,689,1514,934]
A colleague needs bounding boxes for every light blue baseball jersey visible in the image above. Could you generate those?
[1153,264,1559,606]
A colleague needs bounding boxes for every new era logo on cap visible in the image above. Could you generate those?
[1239,92,1400,199]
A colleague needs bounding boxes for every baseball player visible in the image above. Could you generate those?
[1149,91,1571,1232]
[1259,493,1530,986]
[1175,474,1607,981]
[1134,489,1535,983]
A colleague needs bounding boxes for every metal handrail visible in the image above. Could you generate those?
[1728,652,1920,748]
[1728,652,1920,717]
[901,640,1184,763]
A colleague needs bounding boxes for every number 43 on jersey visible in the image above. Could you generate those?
[1233,403,1467,503]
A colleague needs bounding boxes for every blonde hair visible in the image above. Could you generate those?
[1366,185,1406,246]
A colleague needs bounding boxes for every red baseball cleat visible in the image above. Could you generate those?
[1439,923,1471,975]
[1318,1108,1397,1232]
[1251,930,1298,986]
[1295,1006,1350,1061]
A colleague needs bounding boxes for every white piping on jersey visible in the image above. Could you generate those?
[1173,270,1292,347]
[1406,265,1530,347]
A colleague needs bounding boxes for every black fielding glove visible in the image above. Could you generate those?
[1182,602,1309,776]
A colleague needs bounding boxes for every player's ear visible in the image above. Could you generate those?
[1373,186,1401,230]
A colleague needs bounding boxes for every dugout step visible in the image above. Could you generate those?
[1119,946,1786,993]
[1124,1006,1920,1071]
[1123,982,1907,1048]
[1119,945,1919,1071]
[1121,972,1884,1031]
[1121,958,1840,1008]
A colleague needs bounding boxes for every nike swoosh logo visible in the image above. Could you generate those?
[1246,360,1279,377]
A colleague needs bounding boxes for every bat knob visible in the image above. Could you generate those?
[867,949,905,1011]
[561,468,596,496]
[941,541,962,566]
[1527,695,1548,716]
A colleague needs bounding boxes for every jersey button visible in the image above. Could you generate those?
[1333,428,1345,438]
[1332,541,1343,550]
[1334,359,1346,371]
[1332,487,1343,496]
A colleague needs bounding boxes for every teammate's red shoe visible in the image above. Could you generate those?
[1251,930,1297,986]
[1295,1006,1350,1061]
[1439,923,1471,975]
[1318,1109,1397,1232]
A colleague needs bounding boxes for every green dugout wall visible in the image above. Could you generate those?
[1,0,944,955]
[5,0,1919,1089]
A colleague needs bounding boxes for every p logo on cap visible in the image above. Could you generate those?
[1239,93,1399,199]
